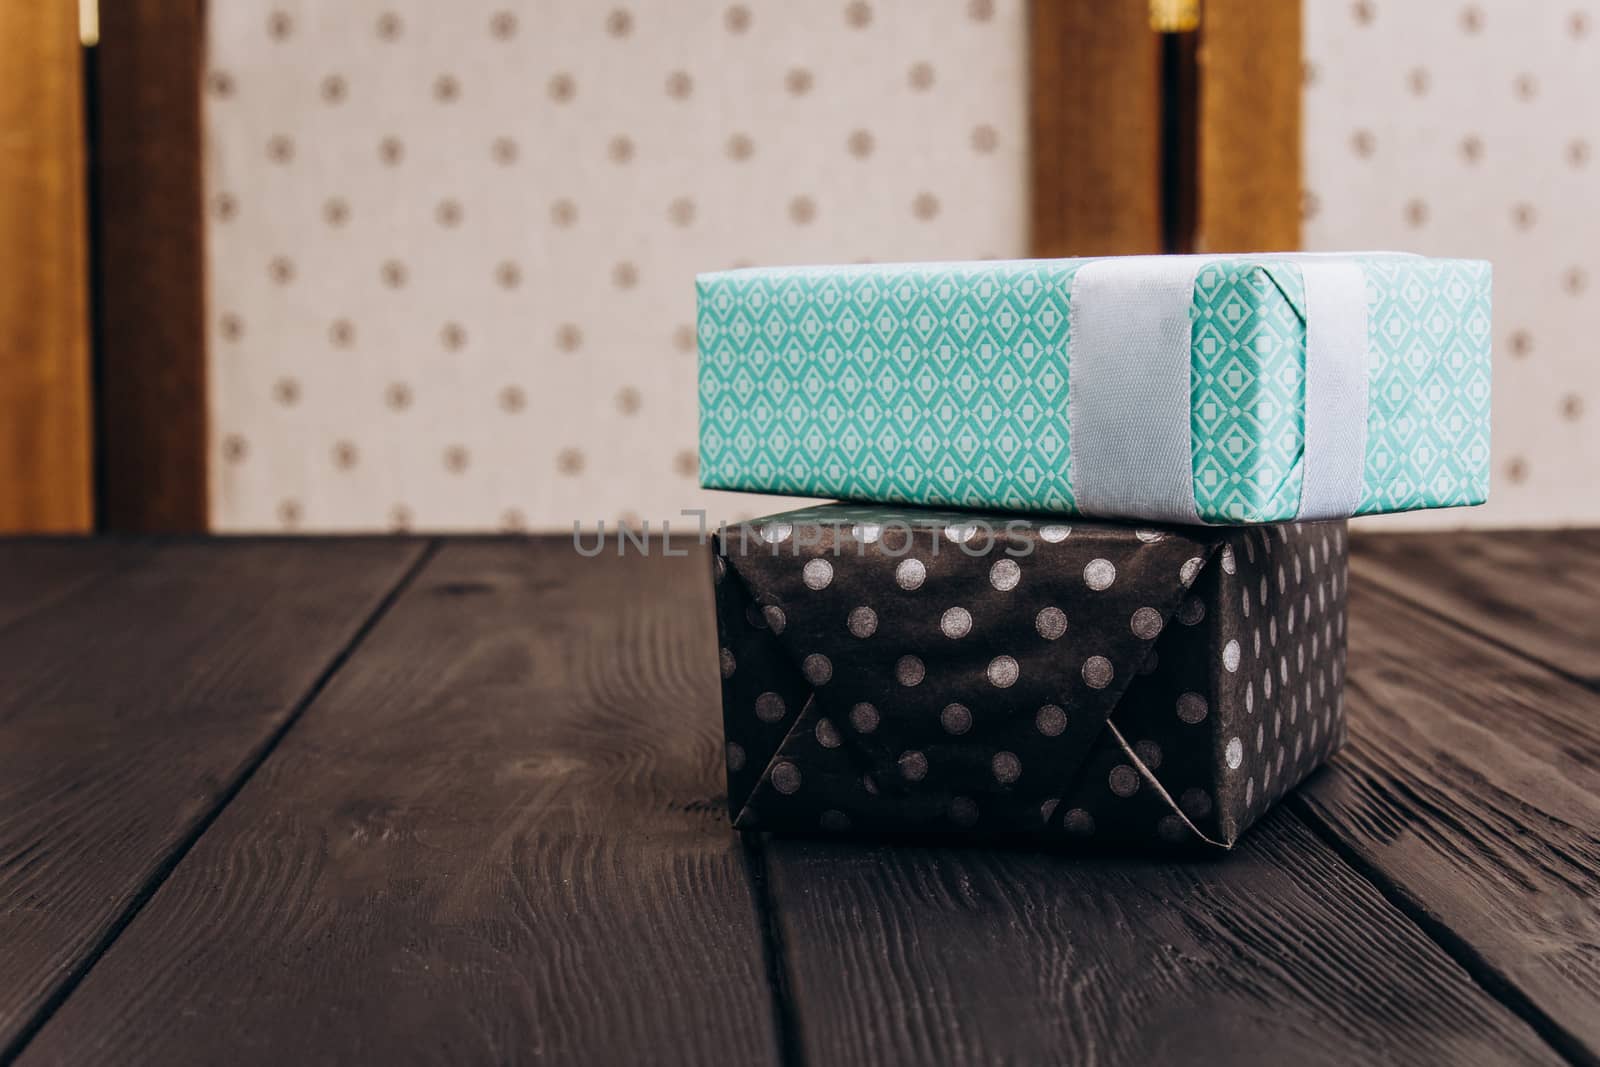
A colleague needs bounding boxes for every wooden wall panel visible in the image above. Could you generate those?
[1030,0,1302,257]
[1195,0,1303,251]
[0,1,94,531]
[95,0,208,531]
[1029,0,1163,257]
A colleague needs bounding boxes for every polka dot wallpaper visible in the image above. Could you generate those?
[206,1,1590,532]
[204,0,1028,531]
[1304,0,1599,529]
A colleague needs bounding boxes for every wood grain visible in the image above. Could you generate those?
[1194,0,1302,251]
[19,543,780,1067]
[1030,0,1162,256]
[1353,529,1600,687]
[0,541,150,632]
[0,1,94,531]
[94,1,208,531]
[1294,578,1600,1063]
[765,811,1556,1066]
[0,540,423,1059]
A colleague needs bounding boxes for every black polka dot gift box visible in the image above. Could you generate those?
[711,503,1349,849]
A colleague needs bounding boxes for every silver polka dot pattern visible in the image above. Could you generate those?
[1036,704,1067,736]
[940,606,973,639]
[1180,556,1205,586]
[898,750,928,781]
[1129,606,1163,639]
[802,653,832,685]
[1108,764,1140,797]
[943,523,977,544]
[802,558,833,590]
[726,742,746,771]
[851,523,881,544]
[1035,606,1067,640]
[754,691,786,723]
[986,654,1019,688]
[849,702,879,733]
[941,702,972,734]
[760,522,792,544]
[1176,691,1208,724]
[848,605,878,638]
[895,655,926,686]
[1039,524,1071,543]
[1083,558,1116,590]
[770,761,802,793]
[1063,808,1095,835]
[815,718,841,748]
[716,510,1348,847]
[1081,655,1113,689]
[895,558,926,590]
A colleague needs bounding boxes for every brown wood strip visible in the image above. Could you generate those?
[0,1,94,531]
[0,542,148,631]
[0,539,423,1058]
[1293,577,1600,1063]
[1193,0,1302,252]
[95,1,208,531]
[1352,529,1600,686]
[1029,0,1162,257]
[765,809,1555,1065]
[18,543,780,1067]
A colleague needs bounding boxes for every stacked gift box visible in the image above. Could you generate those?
[697,253,1491,849]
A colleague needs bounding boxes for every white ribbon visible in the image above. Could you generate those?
[1067,254,1379,524]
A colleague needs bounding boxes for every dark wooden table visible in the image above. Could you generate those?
[1,532,1597,1066]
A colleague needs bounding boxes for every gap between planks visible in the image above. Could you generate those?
[1305,552,1600,1067]
[740,832,807,1067]
[1289,776,1595,1067]
[0,539,440,1067]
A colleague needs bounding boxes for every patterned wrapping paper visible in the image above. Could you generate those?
[697,255,1492,523]
[711,503,1349,849]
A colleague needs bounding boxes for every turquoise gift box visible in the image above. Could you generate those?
[696,254,1491,524]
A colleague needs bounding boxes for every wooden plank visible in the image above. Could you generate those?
[0,539,423,1059]
[1292,578,1600,1063]
[1029,0,1162,256]
[0,541,149,631]
[94,1,208,531]
[765,810,1556,1065]
[19,543,781,1066]
[1194,0,1302,251]
[0,1,94,531]
[1353,529,1600,687]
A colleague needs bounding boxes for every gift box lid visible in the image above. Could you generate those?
[696,253,1491,524]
